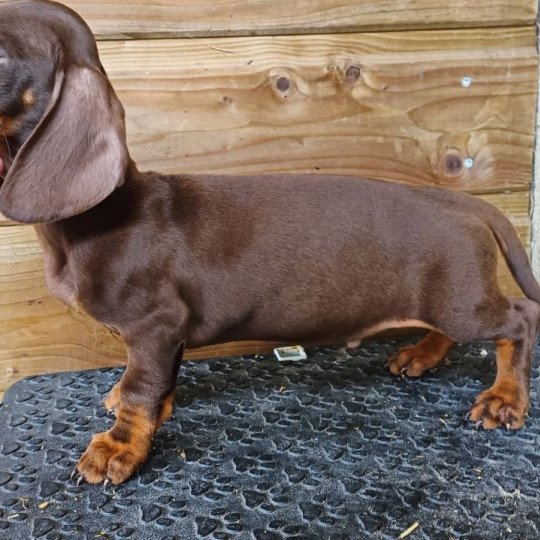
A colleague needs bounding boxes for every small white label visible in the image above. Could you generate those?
[274,346,307,362]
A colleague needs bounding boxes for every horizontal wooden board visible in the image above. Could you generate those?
[0,27,536,226]
[96,28,536,194]
[0,191,531,397]
[16,1,537,39]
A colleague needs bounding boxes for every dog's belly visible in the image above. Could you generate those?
[345,319,439,348]
[186,300,439,349]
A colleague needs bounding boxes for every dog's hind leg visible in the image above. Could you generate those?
[388,331,456,377]
[469,297,540,429]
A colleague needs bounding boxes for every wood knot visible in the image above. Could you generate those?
[444,154,463,174]
[276,76,290,92]
[270,71,294,99]
[345,65,361,81]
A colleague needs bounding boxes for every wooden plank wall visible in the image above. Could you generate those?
[0,1,538,397]
[51,1,539,38]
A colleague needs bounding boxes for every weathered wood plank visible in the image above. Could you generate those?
[98,28,536,194]
[15,1,537,40]
[0,191,531,396]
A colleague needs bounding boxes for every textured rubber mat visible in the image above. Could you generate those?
[0,339,539,540]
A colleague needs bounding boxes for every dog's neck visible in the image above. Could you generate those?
[33,160,146,308]
[38,159,142,233]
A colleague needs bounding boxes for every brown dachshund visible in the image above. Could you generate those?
[1,0,539,485]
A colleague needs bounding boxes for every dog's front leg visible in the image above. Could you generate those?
[76,315,185,485]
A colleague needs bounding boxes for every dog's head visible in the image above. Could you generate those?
[0,0,129,223]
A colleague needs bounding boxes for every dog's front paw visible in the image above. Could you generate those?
[77,431,150,484]
[469,388,528,430]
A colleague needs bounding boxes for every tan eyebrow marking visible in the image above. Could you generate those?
[22,88,36,108]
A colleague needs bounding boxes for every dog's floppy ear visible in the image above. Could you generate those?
[0,64,129,223]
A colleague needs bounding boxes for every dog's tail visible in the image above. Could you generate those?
[476,199,540,304]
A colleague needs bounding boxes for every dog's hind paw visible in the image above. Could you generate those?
[388,348,437,377]
[387,333,454,378]
[469,388,527,430]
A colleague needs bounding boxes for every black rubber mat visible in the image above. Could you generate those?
[0,339,539,540]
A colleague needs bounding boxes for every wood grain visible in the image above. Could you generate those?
[0,191,531,397]
[0,16,537,401]
[14,1,537,39]
[96,28,537,194]
[1,27,536,226]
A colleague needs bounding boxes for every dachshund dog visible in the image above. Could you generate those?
[1,0,539,485]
